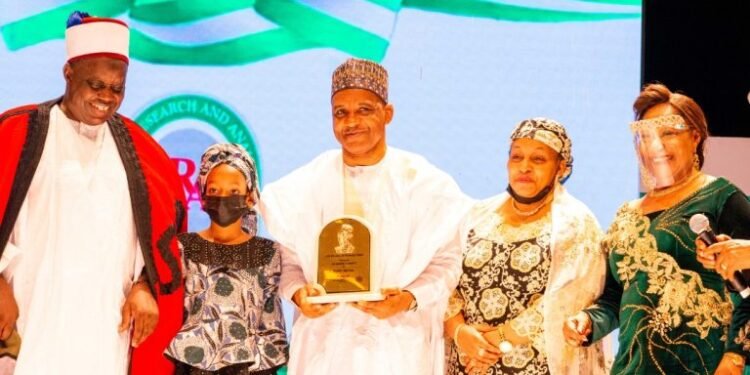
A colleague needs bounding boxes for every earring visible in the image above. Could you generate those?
[693,153,700,171]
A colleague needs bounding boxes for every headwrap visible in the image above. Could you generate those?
[331,58,389,103]
[510,117,573,182]
[65,11,129,63]
[198,143,260,233]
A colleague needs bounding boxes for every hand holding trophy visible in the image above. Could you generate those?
[307,216,384,304]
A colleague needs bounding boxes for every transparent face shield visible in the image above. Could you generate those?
[630,114,691,191]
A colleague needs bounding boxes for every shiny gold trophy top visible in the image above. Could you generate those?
[307,216,384,304]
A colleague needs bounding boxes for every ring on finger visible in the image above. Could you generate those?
[721,263,728,271]
[478,348,485,357]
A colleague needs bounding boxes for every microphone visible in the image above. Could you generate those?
[690,213,750,298]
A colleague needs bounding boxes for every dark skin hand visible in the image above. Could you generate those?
[292,284,338,318]
[118,280,159,347]
[0,277,18,340]
[562,311,592,347]
[349,288,414,320]
[444,312,501,373]
[696,235,750,280]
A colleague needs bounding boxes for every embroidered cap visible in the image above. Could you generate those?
[65,11,129,63]
[331,58,388,103]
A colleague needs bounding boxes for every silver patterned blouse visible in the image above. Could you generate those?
[166,233,288,372]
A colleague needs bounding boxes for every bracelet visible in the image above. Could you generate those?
[497,324,506,341]
[497,324,514,353]
[453,323,466,346]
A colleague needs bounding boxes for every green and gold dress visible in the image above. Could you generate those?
[586,178,750,374]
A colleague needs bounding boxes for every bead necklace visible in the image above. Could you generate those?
[511,196,550,217]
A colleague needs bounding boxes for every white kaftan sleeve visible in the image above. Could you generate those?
[405,233,463,311]
[260,163,317,302]
[1,199,27,279]
[278,244,307,301]
[403,164,473,310]
[132,240,145,283]
[0,242,21,279]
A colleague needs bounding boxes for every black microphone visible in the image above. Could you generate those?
[690,213,750,298]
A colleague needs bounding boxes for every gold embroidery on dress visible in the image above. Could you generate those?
[607,204,732,339]
[464,238,493,269]
[619,289,713,375]
[479,211,549,244]
[552,207,603,269]
[605,185,736,375]
[502,344,536,369]
[511,242,543,273]
[734,323,750,352]
[479,288,509,320]
[512,303,543,338]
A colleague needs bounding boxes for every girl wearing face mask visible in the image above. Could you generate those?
[166,143,288,375]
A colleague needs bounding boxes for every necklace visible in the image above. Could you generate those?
[511,197,549,217]
[647,172,704,198]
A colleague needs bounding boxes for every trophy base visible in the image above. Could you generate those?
[307,291,384,304]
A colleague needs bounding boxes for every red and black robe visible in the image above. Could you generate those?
[0,99,186,375]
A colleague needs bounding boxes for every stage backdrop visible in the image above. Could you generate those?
[1,0,641,362]
[1,0,641,229]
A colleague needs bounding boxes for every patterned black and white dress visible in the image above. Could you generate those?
[166,233,288,375]
[447,212,552,375]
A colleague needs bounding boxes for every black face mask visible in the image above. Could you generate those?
[202,195,249,227]
[505,166,560,204]
[506,183,553,204]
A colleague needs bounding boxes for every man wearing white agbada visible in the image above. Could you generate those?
[260,58,471,374]
[0,11,186,375]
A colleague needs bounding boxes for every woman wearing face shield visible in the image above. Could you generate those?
[563,84,750,375]
[445,118,609,375]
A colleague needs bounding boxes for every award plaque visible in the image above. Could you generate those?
[307,216,384,304]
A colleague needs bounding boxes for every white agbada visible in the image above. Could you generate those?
[0,105,144,375]
[260,148,471,375]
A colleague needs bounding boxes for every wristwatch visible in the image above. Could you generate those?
[497,324,514,354]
